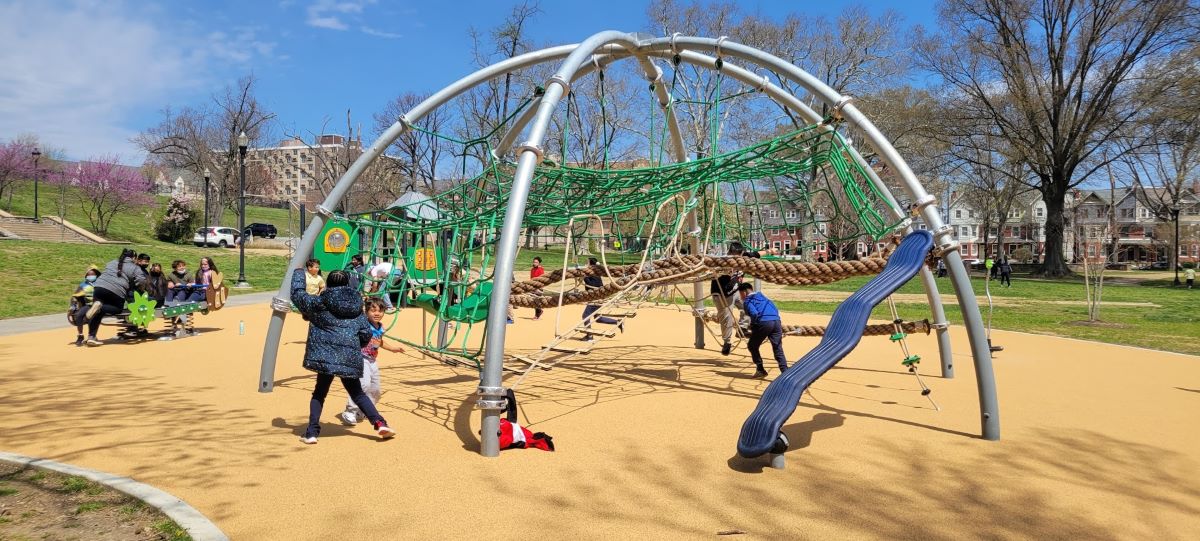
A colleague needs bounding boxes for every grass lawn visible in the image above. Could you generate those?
[768,271,1200,356]
[2,182,297,244]
[0,241,288,319]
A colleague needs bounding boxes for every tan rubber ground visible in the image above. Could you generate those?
[0,302,1196,539]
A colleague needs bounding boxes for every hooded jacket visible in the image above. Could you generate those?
[291,270,371,378]
[93,259,147,300]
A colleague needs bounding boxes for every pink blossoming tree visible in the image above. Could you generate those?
[53,155,153,234]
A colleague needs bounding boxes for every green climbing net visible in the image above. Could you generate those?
[317,63,908,366]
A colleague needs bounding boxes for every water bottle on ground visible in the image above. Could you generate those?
[239,320,245,335]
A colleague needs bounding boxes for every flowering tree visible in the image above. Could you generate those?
[54,155,153,234]
[155,194,199,243]
[0,139,37,211]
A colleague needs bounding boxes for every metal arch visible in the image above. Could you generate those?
[257,31,998,446]
[660,48,955,380]
[258,43,590,392]
[642,35,998,440]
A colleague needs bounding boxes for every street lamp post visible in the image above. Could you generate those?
[236,132,250,288]
[203,168,211,247]
[1171,205,1181,286]
[30,148,41,222]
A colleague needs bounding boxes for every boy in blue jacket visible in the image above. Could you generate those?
[737,282,788,378]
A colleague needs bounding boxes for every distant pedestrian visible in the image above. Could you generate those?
[737,282,788,378]
[1186,267,1195,289]
[999,258,1012,287]
[530,257,545,320]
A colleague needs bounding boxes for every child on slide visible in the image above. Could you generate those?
[292,269,396,444]
[338,297,405,426]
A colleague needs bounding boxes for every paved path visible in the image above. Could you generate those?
[0,291,276,337]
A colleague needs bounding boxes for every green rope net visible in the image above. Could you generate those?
[314,67,906,367]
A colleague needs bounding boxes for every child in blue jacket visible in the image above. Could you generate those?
[737,282,789,378]
[292,268,395,444]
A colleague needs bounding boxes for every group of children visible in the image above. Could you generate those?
[290,263,405,444]
[70,249,220,346]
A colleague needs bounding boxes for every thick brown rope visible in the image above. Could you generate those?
[508,254,890,308]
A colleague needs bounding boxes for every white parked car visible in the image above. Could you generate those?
[193,227,241,248]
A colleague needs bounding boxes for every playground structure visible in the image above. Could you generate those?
[256,31,1000,458]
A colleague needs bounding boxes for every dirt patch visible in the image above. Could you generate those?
[0,462,190,541]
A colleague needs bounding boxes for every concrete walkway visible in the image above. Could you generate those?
[0,291,276,337]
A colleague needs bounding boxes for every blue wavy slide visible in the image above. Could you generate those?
[737,230,934,458]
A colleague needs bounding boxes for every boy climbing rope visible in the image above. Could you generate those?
[711,242,746,355]
[737,282,788,378]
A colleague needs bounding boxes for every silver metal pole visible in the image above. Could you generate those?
[663,48,954,375]
[644,36,995,438]
[479,31,644,457]
[257,44,587,391]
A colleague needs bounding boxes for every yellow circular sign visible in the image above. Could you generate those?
[323,227,349,253]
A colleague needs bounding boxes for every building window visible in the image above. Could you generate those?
[785,210,797,219]
[960,226,970,237]
[968,210,975,218]
[1087,245,1096,257]
[1036,207,1044,218]
[955,210,962,219]
[773,241,781,251]
[918,223,927,230]
[783,242,791,252]
[768,210,779,218]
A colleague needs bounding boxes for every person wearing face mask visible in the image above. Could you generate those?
[195,257,228,310]
[145,263,169,307]
[166,260,201,305]
[70,266,101,346]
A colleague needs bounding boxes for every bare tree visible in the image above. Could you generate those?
[1119,45,1200,283]
[915,0,1193,277]
[374,92,450,194]
[135,75,275,223]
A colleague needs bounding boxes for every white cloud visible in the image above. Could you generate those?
[361,26,401,39]
[0,2,186,161]
[0,2,275,163]
[305,0,375,31]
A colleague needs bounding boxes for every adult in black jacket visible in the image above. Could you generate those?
[84,248,147,346]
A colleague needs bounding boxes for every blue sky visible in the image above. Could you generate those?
[0,0,938,162]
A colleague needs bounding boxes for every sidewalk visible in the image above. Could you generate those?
[0,291,277,337]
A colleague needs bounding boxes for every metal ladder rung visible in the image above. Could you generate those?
[548,345,593,354]
[510,354,553,371]
[575,327,617,337]
[600,311,636,318]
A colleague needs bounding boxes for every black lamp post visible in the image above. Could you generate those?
[1172,204,1181,286]
[236,132,250,287]
[30,146,40,221]
[203,168,211,247]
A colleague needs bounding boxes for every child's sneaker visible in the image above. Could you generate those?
[337,411,357,425]
[374,421,395,439]
[75,335,84,346]
[85,336,102,347]
[299,435,318,444]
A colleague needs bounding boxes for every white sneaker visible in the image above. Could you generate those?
[299,436,318,444]
[85,301,102,321]
[85,337,102,347]
[337,411,358,425]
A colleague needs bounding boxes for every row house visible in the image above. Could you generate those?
[942,186,1199,266]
